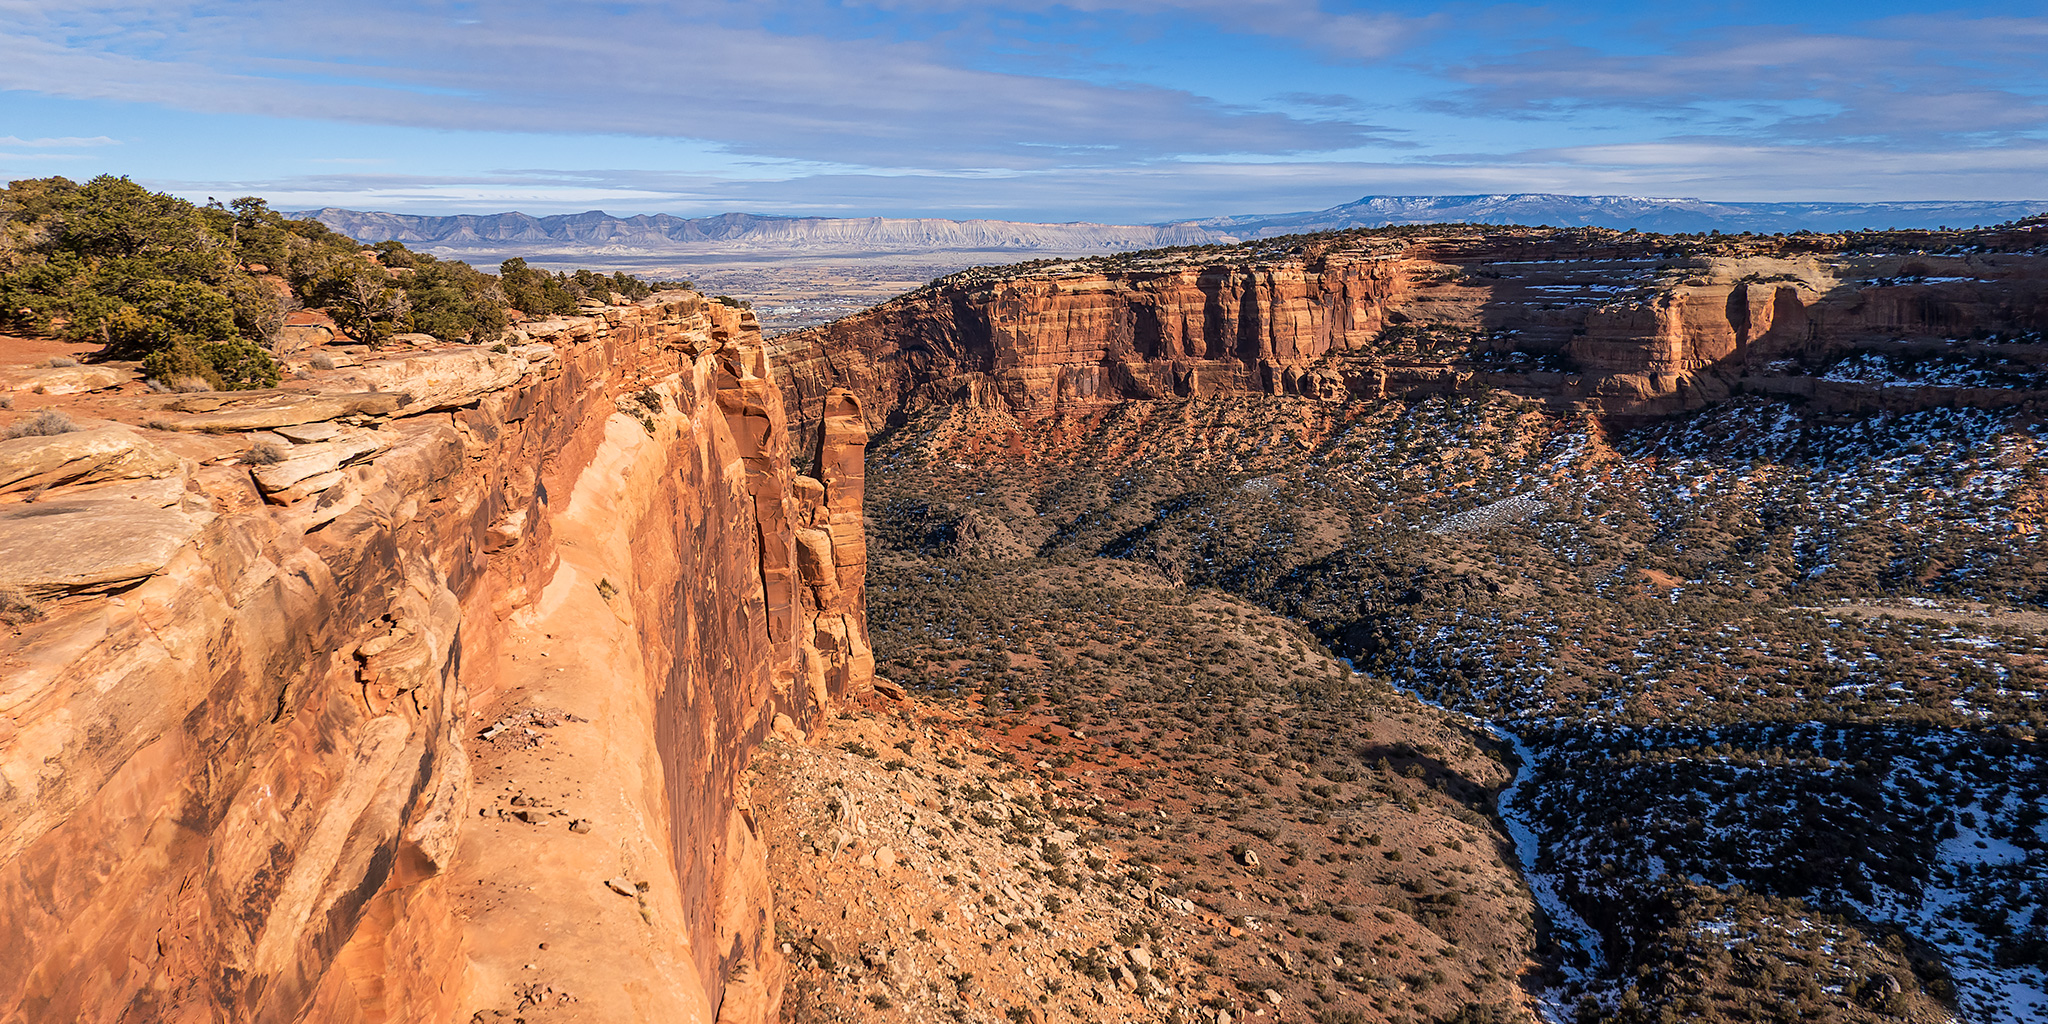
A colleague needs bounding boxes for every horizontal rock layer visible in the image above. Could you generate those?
[0,295,868,1022]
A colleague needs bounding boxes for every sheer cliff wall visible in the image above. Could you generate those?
[772,232,2048,440]
[0,295,869,1022]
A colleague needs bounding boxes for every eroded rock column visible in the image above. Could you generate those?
[795,388,873,708]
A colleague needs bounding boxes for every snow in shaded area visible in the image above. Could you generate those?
[1431,493,1551,535]
[1510,722,2048,1022]
[866,385,2048,1020]
[1489,727,1601,1023]
[1819,351,2043,389]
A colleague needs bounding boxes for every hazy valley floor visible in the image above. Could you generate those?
[396,248,1110,334]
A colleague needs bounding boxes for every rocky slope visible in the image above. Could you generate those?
[0,295,870,1022]
[772,223,2048,447]
[757,563,1546,1024]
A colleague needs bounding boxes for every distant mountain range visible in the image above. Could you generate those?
[287,208,1217,255]
[1197,194,2047,237]
[294,194,2047,262]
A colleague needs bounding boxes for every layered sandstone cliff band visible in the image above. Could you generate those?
[0,294,870,1022]
[772,233,2048,441]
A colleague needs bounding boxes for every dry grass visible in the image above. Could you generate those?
[240,440,287,465]
[2,409,78,439]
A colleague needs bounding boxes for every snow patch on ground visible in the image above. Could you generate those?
[1490,726,1603,1023]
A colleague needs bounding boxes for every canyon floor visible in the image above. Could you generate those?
[759,567,1539,1024]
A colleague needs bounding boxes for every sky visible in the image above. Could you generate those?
[1,1,2045,222]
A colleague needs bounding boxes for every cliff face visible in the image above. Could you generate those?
[772,232,2048,435]
[0,296,868,1022]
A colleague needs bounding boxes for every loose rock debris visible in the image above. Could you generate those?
[477,706,587,748]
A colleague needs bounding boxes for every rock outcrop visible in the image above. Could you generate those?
[0,294,868,1023]
[772,227,2048,436]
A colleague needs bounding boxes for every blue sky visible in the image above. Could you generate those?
[2,1,2044,221]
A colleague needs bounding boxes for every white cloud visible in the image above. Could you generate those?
[0,135,119,147]
[0,1,1390,169]
[847,0,1424,60]
[1435,17,2048,146]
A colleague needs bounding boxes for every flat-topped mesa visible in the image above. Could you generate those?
[771,226,2048,437]
[0,293,868,1024]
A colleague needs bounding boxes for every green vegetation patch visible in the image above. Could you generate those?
[0,175,692,389]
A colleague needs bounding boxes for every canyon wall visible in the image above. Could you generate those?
[772,231,2048,437]
[0,295,868,1022]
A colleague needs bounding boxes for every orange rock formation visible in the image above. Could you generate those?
[0,294,868,1022]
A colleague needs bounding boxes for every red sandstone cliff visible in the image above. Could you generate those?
[771,230,2048,434]
[0,295,868,1022]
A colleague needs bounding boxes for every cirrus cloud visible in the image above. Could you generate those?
[0,0,1396,170]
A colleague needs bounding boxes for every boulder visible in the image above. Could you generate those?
[795,527,838,593]
[0,426,182,495]
[273,323,335,354]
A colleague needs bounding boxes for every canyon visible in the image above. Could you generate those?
[781,221,2048,1023]
[2,217,2046,1024]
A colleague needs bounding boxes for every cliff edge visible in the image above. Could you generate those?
[0,294,869,1022]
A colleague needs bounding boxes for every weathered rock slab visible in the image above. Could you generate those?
[0,426,182,495]
[323,346,558,414]
[157,391,402,431]
[250,433,388,502]
[3,365,133,395]
[0,499,208,596]
[273,421,341,444]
